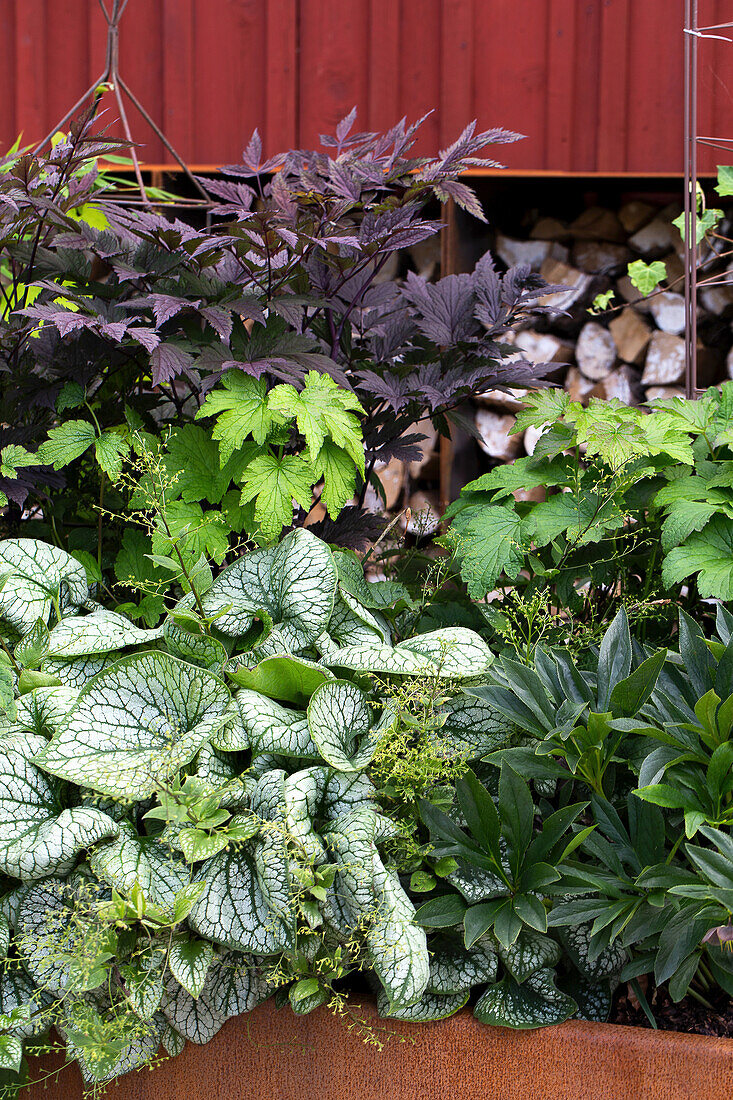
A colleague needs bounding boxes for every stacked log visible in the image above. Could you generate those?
[470,197,731,464]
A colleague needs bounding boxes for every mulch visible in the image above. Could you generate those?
[613,982,733,1038]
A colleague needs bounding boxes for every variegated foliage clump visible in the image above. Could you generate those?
[0,529,628,1090]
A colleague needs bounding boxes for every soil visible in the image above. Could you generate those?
[613,982,733,1038]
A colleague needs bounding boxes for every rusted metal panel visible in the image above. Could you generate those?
[19,1001,733,1100]
[0,0,730,172]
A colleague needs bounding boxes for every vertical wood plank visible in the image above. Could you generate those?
[162,0,194,162]
[0,1,18,147]
[546,0,577,172]
[43,0,89,142]
[14,0,47,143]
[440,0,474,148]
[266,0,297,151]
[298,0,369,145]
[472,0,549,170]
[115,0,165,162]
[368,0,400,133]
[597,0,631,171]
[398,0,441,153]
[193,0,267,165]
[626,0,684,172]
[566,0,602,172]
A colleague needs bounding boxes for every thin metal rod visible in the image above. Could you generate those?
[32,0,212,210]
[118,76,211,202]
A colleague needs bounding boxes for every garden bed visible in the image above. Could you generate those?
[21,1001,733,1100]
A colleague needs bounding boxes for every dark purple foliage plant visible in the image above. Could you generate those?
[0,110,559,616]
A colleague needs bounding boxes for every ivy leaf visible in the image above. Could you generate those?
[196,373,276,460]
[94,432,131,481]
[239,452,314,541]
[311,441,358,519]
[716,166,733,197]
[33,651,231,800]
[673,207,723,244]
[36,420,96,470]
[627,259,667,296]
[268,372,364,473]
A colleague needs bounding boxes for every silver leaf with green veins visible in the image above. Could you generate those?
[15,687,78,738]
[307,679,378,772]
[41,655,112,690]
[473,969,577,1028]
[45,609,164,658]
[0,540,88,633]
[161,951,269,1044]
[377,988,469,1021]
[88,822,190,913]
[427,938,497,994]
[201,529,337,647]
[498,929,562,983]
[325,628,492,679]
[215,689,316,758]
[167,934,214,999]
[0,733,119,881]
[33,652,231,800]
[327,807,429,1007]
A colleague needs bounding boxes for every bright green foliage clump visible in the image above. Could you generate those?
[447,383,733,612]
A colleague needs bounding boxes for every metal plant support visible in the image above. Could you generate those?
[34,0,209,207]
[683,1,733,397]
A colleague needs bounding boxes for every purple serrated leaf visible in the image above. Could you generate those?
[150,343,195,388]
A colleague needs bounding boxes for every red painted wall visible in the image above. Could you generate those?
[1,0,730,173]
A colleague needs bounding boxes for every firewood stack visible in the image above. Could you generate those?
[352,195,733,534]
[470,197,733,468]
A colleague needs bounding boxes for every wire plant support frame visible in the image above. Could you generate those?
[33,0,211,210]
[683,1,733,397]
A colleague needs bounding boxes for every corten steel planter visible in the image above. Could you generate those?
[19,1000,733,1100]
